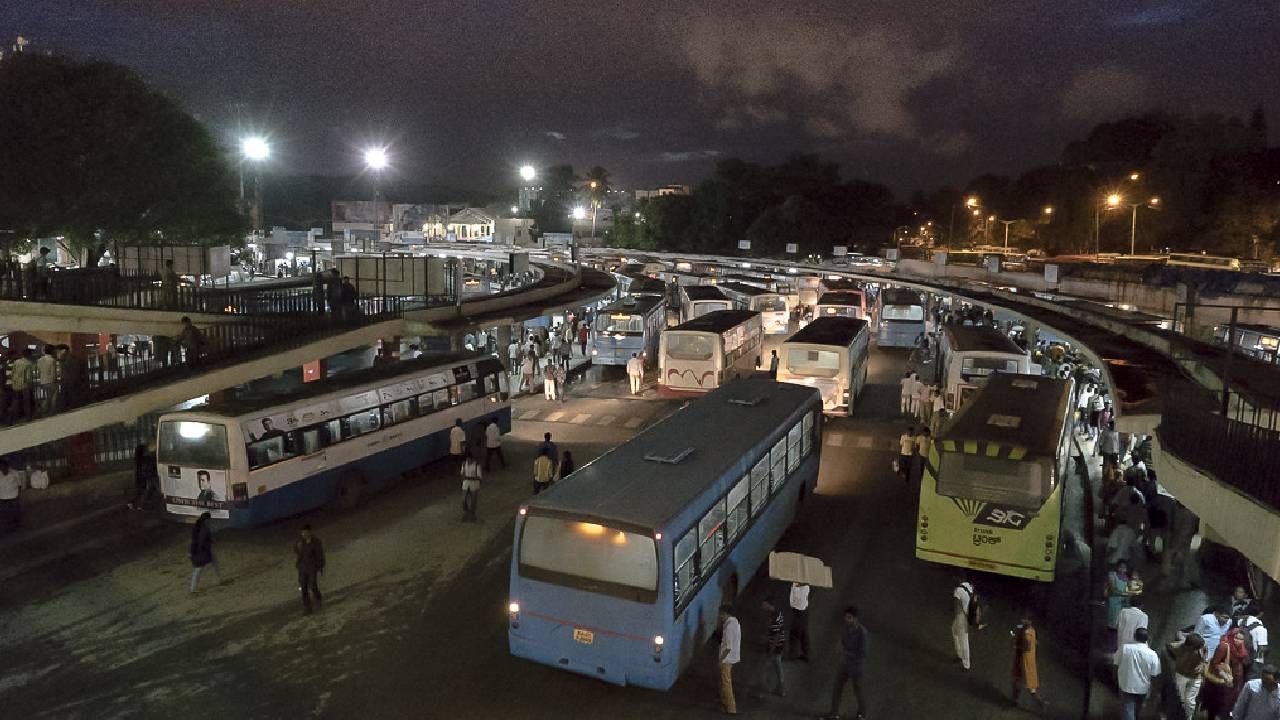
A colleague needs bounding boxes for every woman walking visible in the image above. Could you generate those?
[556,450,575,482]
[1106,560,1135,651]
[1202,628,1249,719]
[1011,611,1047,711]
[189,512,220,593]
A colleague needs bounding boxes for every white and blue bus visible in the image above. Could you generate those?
[777,316,870,416]
[156,353,510,527]
[678,285,732,323]
[875,287,926,348]
[592,295,667,368]
[718,281,790,335]
[508,379,823,689]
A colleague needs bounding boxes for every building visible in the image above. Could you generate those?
[446,208,495,242]
[635,185,690,201]
[332,200,391,244]
[494,218,535,247]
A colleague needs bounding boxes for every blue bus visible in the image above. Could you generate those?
[875,287,926,348]
[507,379,823,689]
[155,353,510,527]
[591,295,666,368]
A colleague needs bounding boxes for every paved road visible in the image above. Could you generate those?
[0,342,1091,719]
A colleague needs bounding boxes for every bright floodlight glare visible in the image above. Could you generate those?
[519,165,536,182]
[364,147,389,170]
[571,207,587,220]
[178,421,210,439]
[1106,193,1123,207]
[510,206,519,214]
[242,136,269,161]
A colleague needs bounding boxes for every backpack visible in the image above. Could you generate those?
[960,584,986,629]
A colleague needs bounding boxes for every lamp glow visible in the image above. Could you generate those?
[519,165,536,182]
[241,136,269,161]
[571,207,587,221]
[364,147,389,170]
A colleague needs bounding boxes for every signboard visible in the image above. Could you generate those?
[768,551,833,588]
[832,245,848,257]
[738,240,751,250]
[163,466,231,519]
[1044,263,1060,284]
[785,243,799,254]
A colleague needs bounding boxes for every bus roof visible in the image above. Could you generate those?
[667,309,759,334]
[164,352,500,420]
[944,325,1024,355]
[940,374,1071,458]
[785,316,868,346]
[525,379,818,530]
[627,277,667,295]
[880,287,923,305]
[717,281,774,297]
[681,285,728,301]
[599,294,665,315]
[816,291,864,306]
[821,279,863,292]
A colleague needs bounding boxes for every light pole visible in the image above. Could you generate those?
[1000,219,1017,249]
[1127,196,1162,255]
[364,147,389,238]
[240,136,269,233]
[950,195,979,246]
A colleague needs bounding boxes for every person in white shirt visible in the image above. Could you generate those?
[1113,597,1149,666]
[626,353,644,395]
[507,340,521,377]
[931,386,947,433]
[914,381,932,423]
[0,458,22,531]
[35,344,57,417]
[1243,604,1269,665]
[543,363,557,401]
[953,580,975,670]
[1117,628,1161,720]
[449,419,467,473]
[718,604,741,715]
[788,582,810,660]
[1233,665,1280,720]
[483,420,506,472]
[899,372,914,415]
[459,453,482,522]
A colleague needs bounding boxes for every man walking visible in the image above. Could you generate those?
[913,427,931,480]
[533,449,555,494]
[460,452,482,522]
[577,322,589,357]
[543,362,557,401]
[449,419,467,473]
[484,419,506,471]
[1232,664,1280,720]
[897,426,915,483]
[753,596,786,697]
[768,350,780,380]
[1117,627,1161,720]
[953,578,977,671]
[626,353,644,395]
[1113,596,1149,668]
[900,372,914,415]
[9,348,33,422]
[718,604,741,715]
[825,605,868,720]
[788,581,811,661]
[35,344,56,416]
[294,524,325,614]
[508,337,522,377]
[1167,632,1206,720]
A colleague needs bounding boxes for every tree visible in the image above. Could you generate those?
[581,166,611,211]
[0,53,243,250]
[530,164,577,235]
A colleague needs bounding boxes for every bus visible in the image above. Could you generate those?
[814,290,869,320]
[875,287,926,348]
[625,276,669,299]
[777,317,870,416]
[658,310,762,397]
[795,275,824,307]
[678,284,733,323]
[915,374,1073,582]
[718,281,790,334]
[937,325,1032,411]
[507,379,823,689]
[592,295,667,368]
[155,353,510,527]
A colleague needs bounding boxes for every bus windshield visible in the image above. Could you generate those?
[596,313,645,334]
[666,334,715,361]
[786,349,841,378]
[692,301,731,318]
[961,357,1021,380]
[935,452,1048,509]
[519,515,658,598]
[882,304,925,321]
[158,421,230,469]
[753,297,787,312]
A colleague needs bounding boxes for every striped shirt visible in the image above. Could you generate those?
[766,609,786,654]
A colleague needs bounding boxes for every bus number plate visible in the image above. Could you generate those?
[573,628,594,645]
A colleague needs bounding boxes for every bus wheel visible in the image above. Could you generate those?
[332,470,364,511]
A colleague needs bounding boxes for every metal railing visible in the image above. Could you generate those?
[1159,383,1280,514]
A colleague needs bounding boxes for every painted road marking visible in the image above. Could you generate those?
[570,413,592,424]
[856,435,873,449]
[597,415,617,426]
[519,410,539,421]
[624,417,645,429]
[825,433,844,447]
[545,411,567,422]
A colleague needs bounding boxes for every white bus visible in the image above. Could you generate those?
[659,310,762,397]
[937,325,1032,411]
[777,317,871,416]
[678,285,733,323]
[718,281,789,334]
[155,353,511,527]
[814,290,869,320]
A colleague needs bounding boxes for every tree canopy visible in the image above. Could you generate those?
[0,53,243,250]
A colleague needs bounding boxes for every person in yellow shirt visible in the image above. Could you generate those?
[532,449,555,494]
[897,426,915,483]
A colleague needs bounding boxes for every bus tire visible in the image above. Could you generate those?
[332,470,364,511]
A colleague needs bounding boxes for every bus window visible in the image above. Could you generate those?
[769,437,787,491]
[674,527,698,603]
[787,422,803,472]
[300,428,323,455]
[786,349,840,377]
[519,516,658,599]
[457,381,478,404]
[802,411,815,456]
[597,314,644,334]
[754,297,787,312]
[961,357,1021,379]
[666,334,714,361]
[726,474,750,541]
[247,434,293,468]
[698,500,727,568]
[484,374,499,396]
[749,457,769,516]
[432,388,451,411]
[936,452,1048,509]
[346,410,382,438]
[882,305,925,321]
[159,421,229,469]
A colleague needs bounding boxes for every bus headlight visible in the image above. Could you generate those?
[508,601,521,628]
[592,349,598,356]
[653,635,665,662]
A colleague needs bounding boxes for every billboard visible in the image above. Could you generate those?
[785,243,799,254]
[738,240,751,250]
[833,245,848,256]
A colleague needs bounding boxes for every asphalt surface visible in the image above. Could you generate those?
[0,335,1093,720]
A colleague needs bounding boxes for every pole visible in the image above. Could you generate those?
[1222,306,1238,417]
[948,203,957,247]
[1094,204,1100,258]
[1129,204,1138,256]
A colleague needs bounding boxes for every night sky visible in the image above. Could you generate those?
[5,1,1278,195]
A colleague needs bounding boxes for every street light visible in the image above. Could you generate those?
[1126,196,1163,255]
[364,147,389,238]
[241,136,269,162]
[1042,206,1054,216]
[519,165,536,182]
[965,196,979,208]
[1106,193,1123,208]
[240,136,270,232]
[364,147,389,171]
[1129,172,1141,181]
[571,207,587,221]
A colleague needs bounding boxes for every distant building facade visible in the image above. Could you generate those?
[635,185,690,201]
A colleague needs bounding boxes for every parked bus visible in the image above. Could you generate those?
[592,295,667,368]
[814,290,869,320]
[626,276,669,299]
[916,374,1073,582]
[796,275,824,307]
[875,287,926,348]
[937,325,1031,411]
[155,353,510,527]
[659,310,762,397]
[508,379,823,689]
[777,317,870,416]
[678,284,733,323]
[718,281,789,334]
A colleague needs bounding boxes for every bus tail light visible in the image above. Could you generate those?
[508,601,521,628]
[653,635,664,662]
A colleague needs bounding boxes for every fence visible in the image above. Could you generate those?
[1159,383,1280,514]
